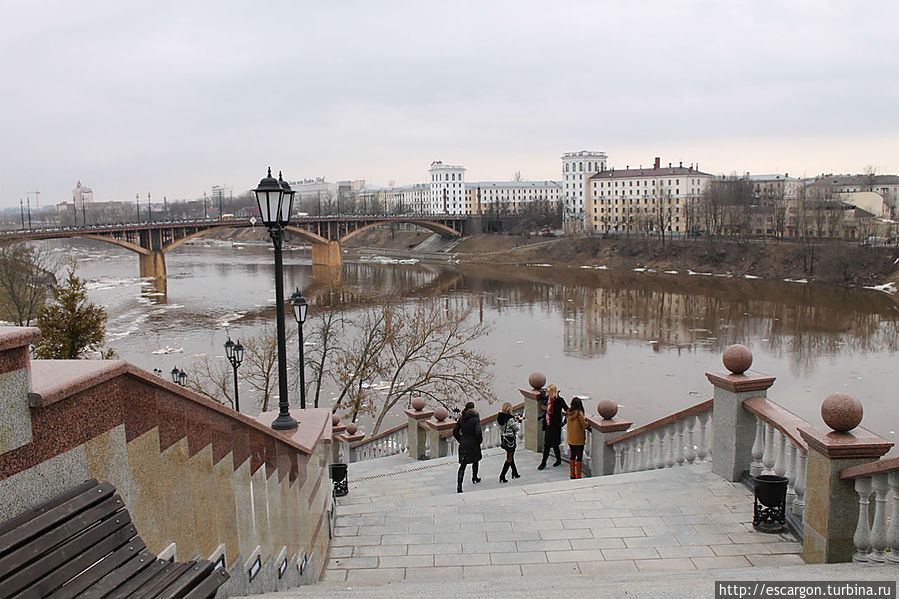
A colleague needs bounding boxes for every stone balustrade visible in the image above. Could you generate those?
[350,423,408,461]
[841,457,899,564]
[604,400,713,475]
[743,397,809,519]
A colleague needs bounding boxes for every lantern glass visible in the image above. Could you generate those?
[234,342,244,365]
[224,338,234,360]
[253,167,283,227]
[290,288,308,324]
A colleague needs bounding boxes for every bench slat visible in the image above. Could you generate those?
[0,495,125,580]
[129,561,193,599]
[154,560,215,599]
[3,513,135,598]
[102,558,169,598]
[0,480,99,538]
[77,549,157,599]
[0,482,115,556]
[181,569,231,599]
[45,536,148,599]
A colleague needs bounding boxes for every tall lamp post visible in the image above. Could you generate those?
[254,167,297,430]
[290,288,308,410]
[224,338,244,413]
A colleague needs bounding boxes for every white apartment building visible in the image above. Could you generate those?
[385,183,430,214]
[464,181,562,215]
[428,161,466,214]
[561,151,608,228]
[586,158,712,235]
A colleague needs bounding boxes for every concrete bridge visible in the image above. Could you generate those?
[0,214,467,280]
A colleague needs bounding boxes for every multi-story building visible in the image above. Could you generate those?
[384,183,430,214]
[747,174,800,201]
[464,180,562,215]
[428,161,466,214]
[561,151,608,232]
[586,158,712,236]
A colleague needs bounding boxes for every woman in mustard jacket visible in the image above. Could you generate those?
[566,397,588,479]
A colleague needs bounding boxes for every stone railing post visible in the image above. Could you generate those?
[0,327,39,456]
[335,423,363,463]
[706,344,775,482]
[405,398,434,460]
[331,415,346,464]
[425,407,455,459]
[799,393,892,563]
[519,372,546,453]
[586,399,632,476]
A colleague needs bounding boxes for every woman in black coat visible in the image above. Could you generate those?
[538,384,568,470]
[453,401,483,493]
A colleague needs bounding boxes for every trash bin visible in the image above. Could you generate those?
[753,474,788,532]
[330,463,349,497]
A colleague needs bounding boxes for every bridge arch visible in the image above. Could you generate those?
[77,234,150,256]
[339,219,462,244]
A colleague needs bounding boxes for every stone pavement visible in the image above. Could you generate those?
[324,447,802,585]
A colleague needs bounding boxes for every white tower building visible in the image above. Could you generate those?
[562,151,607,231]
[428,161,466,214]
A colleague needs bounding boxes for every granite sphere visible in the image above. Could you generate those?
[345,422,358,435]
[434,406,448,421]
[331,414,340,426]
[411,397,426,411]
[598,399,618,420]
[723,344,753,374]
[821,393,863,432]
[529,372,546,390]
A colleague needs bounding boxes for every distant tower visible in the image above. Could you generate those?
[561,151,607,230]
[428,161,466,215]
[73,181,92,225]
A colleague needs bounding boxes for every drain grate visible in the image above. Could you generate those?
[349,457,459,482]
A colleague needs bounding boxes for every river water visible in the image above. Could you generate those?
[41,238,899,453]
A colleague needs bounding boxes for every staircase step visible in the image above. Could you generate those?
[241,563,886,598]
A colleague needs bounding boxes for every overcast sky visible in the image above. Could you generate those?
[1,0,897,209]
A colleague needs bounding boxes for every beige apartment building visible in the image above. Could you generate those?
[464,180,562,215]
[586,158,713,235]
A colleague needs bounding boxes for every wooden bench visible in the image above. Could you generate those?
[0,479,229,598]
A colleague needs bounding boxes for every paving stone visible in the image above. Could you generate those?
[568,537,627,551]
[406,542,462,555]
[577,559,639,576]
[746,553,807,567]
[690,555,752,570]
[601,547,661,561]
[546,549,608,563]
[656,545,715,558]
[434,553,492,567]
[328,556,380,569]
[354,544,409,557]
[378,555,435,568]
[344,567,405,585]
[490,551,548,565]
[539,528,593,540]
[623,535,682,548]
[402,565,462,580]
[519,562,582,576]
[514,539,572,552]
[462,564,522,578]
[634,557,696,572]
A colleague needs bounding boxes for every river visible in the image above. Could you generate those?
[40,238,899,453]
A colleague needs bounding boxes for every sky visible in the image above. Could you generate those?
[1,0,898,209]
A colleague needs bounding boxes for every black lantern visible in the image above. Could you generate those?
[225,338,244,413]
[290,288,308,410]
[254,167,297,430]
[171,367,187,387]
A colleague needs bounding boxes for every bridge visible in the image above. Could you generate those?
[0,214,467,280]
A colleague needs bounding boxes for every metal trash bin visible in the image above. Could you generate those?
[753,474,788,532]
[330,463,349,497]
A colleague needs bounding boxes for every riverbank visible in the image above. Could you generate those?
[346,230,899,290]
[198,226,899,290]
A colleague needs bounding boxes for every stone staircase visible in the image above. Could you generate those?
[232,446,883,598]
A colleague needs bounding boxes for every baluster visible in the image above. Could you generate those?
[761,423,775,475]
[703,412,713,459]
[869,474,889,562]
[773,430,787,479]
[750,418,765,477]
[664,426,675,468]
[613,444,623,474]
[684,417,696,465]
[887,472,899,563]
[643,436,652,472]
[785,444,797,509]
[695,414,708,462]
[648,433,658,469]
[674,420,685,467]
[792,451,807,517]
[853,477,873,562]
[625,443,634,472]
[655,431,666,469]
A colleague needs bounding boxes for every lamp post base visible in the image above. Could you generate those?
[271,413,298,430]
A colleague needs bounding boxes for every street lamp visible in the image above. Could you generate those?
[171,367,187,386]
[254,167,297,430]
[224,338,244,413]
[289,288,308,410]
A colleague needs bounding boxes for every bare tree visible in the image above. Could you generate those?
[370,296,494,434]
[0,243,58,326]
[186,355,235,409]
[242,324,296,412]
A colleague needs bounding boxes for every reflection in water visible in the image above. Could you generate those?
[40,238,899,452]
[449,264,899,376]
